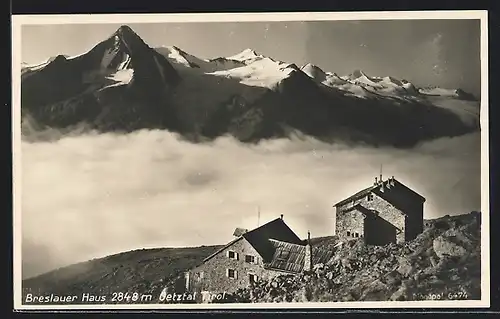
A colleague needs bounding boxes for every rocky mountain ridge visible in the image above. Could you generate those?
[21,25,479,148]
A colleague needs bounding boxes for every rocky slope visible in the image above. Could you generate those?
[22,212,481,304]
[21,26,480,148]
[226,212,482,303]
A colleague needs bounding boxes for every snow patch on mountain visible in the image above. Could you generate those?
[156,46,203,69]
[208,57,300,88]
[226,48,263,62]
[103,69,134,88]
[155,46,246,73]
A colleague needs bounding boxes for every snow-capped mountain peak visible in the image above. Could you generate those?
[300,63,327,82]
[226,48,263,61]
[348,69,371,80]
[155,45,206,69]
[20,24,479,147]
[206,56,300,88]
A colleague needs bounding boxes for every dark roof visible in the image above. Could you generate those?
[334,178,425,208]
[345,203,404,218]
[373,179,426,204]
[203,218,304,264]
[344,204,378,216]
[346,204,402,234]
[334,185,375,207]
[266,239,337,273]
[243,218,304,262]
[266,239,306,273]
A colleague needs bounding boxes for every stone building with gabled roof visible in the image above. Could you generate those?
[334,174,426,245]
[182,216,334,299]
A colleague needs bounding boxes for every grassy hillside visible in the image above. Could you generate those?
[22,212,481,304]
[22,245,220,304]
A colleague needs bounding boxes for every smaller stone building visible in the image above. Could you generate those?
[181,216,332,301]
[334,175,426,246]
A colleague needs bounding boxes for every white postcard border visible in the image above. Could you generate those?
[12,10,490,310]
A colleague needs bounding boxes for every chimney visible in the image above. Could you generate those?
[380,181,385,192]
[184,271,191,292]
[304,231,313,272]
[280,214,283,220]
[374,177,378,186]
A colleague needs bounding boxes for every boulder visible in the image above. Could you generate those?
[396,257,414,277]
[359,279,389,301]
[390,282,409,301]
[433,236,467,259]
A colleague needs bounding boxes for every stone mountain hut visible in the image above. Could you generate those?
[334,175,426,246]
[182,215,333,297]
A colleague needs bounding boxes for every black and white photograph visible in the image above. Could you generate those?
[13,11,489,309]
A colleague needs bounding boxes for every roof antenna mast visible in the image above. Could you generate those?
[379,163,383,182]
[257,205,261,227]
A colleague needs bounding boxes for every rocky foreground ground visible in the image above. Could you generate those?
[224,212,481,303]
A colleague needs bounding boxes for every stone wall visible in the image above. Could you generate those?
[360,193,406,243]
[187,237,286,296]
[335,207,365,242]
[335,191,407,244]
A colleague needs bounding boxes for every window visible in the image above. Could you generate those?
[367,193,374,201]
[227,269,237,279]
[248,273,258,284]
[347,231,351,237]
[245,255,256,264]
[355,233,359,238]
[227,251,239,260]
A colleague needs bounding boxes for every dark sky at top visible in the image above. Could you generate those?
[22,19,481,97]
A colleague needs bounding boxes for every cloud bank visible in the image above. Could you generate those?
[20,129,481,279]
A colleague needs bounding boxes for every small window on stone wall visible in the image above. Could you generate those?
[355,233,359,238]
[248,273,258,284]
[245,255,256,263]
[227,251,239,260]
[227,269,237,279]
[367,193,374,201]
[347,231,351,237]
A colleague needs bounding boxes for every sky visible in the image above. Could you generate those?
[21,19,481,95]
